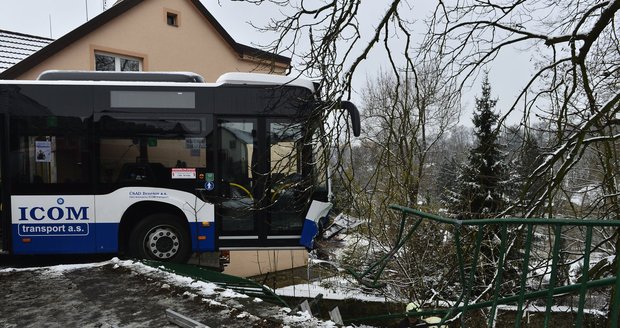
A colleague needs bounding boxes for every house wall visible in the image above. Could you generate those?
[224,250,308,278]
[16,0,286,81]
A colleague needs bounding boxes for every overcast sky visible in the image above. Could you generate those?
[0,0,533,126]
[0,1,266,42]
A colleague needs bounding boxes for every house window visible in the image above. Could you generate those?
[95,52,142,71]
[166,12,178,27]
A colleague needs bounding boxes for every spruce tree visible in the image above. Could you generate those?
[447,75,519,297]
[452,74,507,219]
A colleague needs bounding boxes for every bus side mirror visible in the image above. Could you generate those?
[340,101,360,137]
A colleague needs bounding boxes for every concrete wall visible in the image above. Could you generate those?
[224,250,308,278]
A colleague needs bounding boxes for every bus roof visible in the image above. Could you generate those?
[0,71,316,93]
[216,72,315,92]
[37,70,206,83]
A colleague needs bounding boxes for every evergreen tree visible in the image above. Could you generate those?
[451,74,508,219]
[448,75,519,298]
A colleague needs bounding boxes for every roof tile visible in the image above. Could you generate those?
[0,30,53,74]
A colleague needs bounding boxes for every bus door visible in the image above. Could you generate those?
[215,118,264,247]
[215,118,309,248]
[265,119,309,243]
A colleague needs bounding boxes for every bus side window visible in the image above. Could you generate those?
[10,115,92,192]
[97,116,207,190]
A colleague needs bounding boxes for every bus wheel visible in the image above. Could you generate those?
[129,214,191,263]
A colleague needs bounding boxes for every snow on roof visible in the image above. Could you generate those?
[0,71,315,92]
[0,30,53,74]
[217,72,315,92]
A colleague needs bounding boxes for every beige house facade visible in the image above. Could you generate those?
[0,0,308,278]
[0,0,288,81]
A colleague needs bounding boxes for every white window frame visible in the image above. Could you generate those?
[95,52,143,72]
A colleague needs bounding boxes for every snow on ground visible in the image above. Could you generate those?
[497,304,606,316]
[0,258,369,328]
[1,258,226,298]
[276,276,387,302]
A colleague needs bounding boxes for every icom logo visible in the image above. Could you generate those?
[18,198,90,221]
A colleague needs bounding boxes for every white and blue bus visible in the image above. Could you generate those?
[0,71,360,263]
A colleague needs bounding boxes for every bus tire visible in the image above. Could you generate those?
[128,214,191,263]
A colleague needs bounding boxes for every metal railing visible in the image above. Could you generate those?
[142,260,289,307]
[346,205,620,327]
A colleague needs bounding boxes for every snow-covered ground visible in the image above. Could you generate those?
[496,304,606,316]
[0,258,370,328]
[276,276,387,302]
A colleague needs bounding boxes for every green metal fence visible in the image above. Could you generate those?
[142,260,289,307]
[346,205,620,327]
